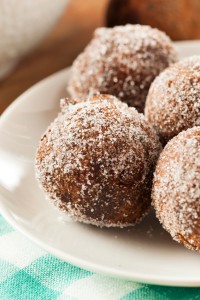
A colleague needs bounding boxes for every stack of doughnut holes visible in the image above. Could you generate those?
[35,24,199,252]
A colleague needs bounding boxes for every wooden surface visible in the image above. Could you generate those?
[0,0,108,114]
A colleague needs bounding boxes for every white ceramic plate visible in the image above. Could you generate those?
[0,41,200,287]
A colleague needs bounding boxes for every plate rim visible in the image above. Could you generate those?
[1,196,200,287]
[1,42,200,287]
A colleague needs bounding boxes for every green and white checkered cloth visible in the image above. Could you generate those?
[0,215,199,300]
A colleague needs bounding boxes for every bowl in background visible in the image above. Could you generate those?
[0,0,69,79]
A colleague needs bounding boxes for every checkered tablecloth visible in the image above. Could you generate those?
[0,215,200,300]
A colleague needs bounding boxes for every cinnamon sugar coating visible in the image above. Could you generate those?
[68,24,177,113]
[35,95,161,227]
[152,127,200,251]
[145,56,200,145]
